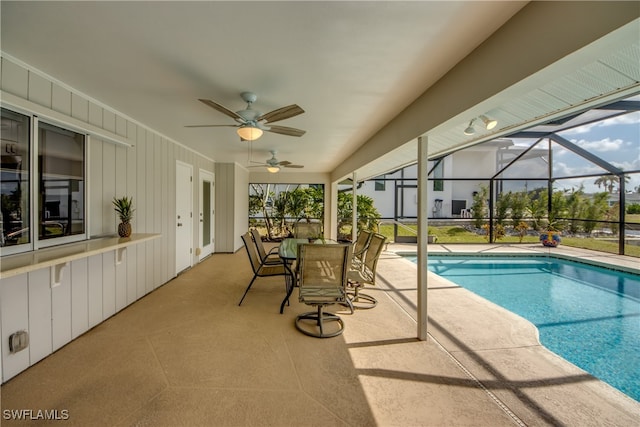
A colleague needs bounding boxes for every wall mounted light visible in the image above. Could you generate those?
[237,125,263,141]
[479,115,497,130]
[463,119,476,136]
[463,114,497,135]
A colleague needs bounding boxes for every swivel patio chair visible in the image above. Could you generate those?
[346,232,386,310]
[295,243,352,338]
[294,221,322,240]
[250,228,281,265]
[238,232,286,306]
[351,229,372,270]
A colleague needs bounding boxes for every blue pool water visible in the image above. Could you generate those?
[407,254,640,401]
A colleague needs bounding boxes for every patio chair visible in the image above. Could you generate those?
[250,228,281,265]
[238,232,287,306]
[295,243,352,338]
[351,229,372,270]
[346,232,386,310]
[294,222,322,240]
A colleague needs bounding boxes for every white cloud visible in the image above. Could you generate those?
[561,111,640,135]
[574,137,624,152]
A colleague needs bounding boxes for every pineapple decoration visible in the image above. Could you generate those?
[112,196,134,238]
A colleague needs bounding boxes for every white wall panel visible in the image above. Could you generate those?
[136,245,147,299]
[89,138,104,236]
[126,248,138,304]
[88,254,103,328]
[1,54,215,381]
[116,115,127,137]
[71,93,89,122]
[51,83,71,116]
[88,101,103,127]
[0,58,28,98]
[115,251,127,312]
[103,142,117,235]
[28,72,52,108]
[51,269,72,351]
[27,269,52,364]
[1,275,29,382]
[102,251,116,319]
[70,258,89,339]
[154,137,162,288]
[103,109,116,133]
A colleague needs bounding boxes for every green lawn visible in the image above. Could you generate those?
[377,224,640,257]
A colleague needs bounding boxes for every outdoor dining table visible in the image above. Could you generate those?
[278,237,338,314]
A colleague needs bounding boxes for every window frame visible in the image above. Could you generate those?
[1,108,89,256]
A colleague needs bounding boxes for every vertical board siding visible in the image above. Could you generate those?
[28,72,52,108]
[103,141,116,235]
[87,254,103,328]
[89,138,104,236]
[0,58,28,98]
[102,251,116,319]
[27,269,52,364]
[0,55,214,382]
[70,258,89,339]
[71,93,89,122]
[52,83,72,116]
[51,271,72,351]
[1,275,30,381]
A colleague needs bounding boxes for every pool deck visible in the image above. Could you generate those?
[376,242,640,425]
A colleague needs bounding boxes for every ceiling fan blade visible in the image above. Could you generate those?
[267,125,306,137]
[185,124,238,128]
[258,104,304,123]
[198,99,244,121]
[283,164,304,168]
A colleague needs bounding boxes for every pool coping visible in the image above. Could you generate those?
[374,243,640,425]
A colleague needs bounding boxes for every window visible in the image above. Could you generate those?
[375,180,386,191]
[1,109,30,248]
[38,122,85,242]
[1,108,86,254]
[433,161,444,191]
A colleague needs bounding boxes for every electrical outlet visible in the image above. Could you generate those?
[9,330,29,353]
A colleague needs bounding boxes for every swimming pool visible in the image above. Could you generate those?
[405,254,640,401]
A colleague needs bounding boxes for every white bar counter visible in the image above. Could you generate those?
[1,234,160,280]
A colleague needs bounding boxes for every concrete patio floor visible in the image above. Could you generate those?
[1,243,638,426]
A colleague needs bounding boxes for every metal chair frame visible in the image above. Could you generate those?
[295,243,352,338]
[347,233,386,310]
[238,232,286,306]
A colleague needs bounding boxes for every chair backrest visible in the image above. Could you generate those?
[250,228,269,260]
[241,232,262,273]
[353,230,372,257]
[294,222,322,239]
[297,243,351,301]
[361,233,386,283]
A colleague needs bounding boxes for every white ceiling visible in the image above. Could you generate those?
[1,2,638,180]
[0,1,525,173]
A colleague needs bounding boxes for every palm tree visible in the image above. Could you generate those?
[594,174,630,193]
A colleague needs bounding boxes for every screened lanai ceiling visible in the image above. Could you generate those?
[0,2,638,180]
[350,17,640,181]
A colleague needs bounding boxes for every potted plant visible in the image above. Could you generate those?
[539,223,561,247]
[112,196,134,238]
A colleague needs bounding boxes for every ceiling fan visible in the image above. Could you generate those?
[249,150,304,173]
[186,91,306,141]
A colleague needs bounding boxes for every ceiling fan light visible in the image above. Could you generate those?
[267,165,280,173]
[237,126,263,141]
[480,115,497,130]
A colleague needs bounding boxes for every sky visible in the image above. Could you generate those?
[554,110,639,194]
